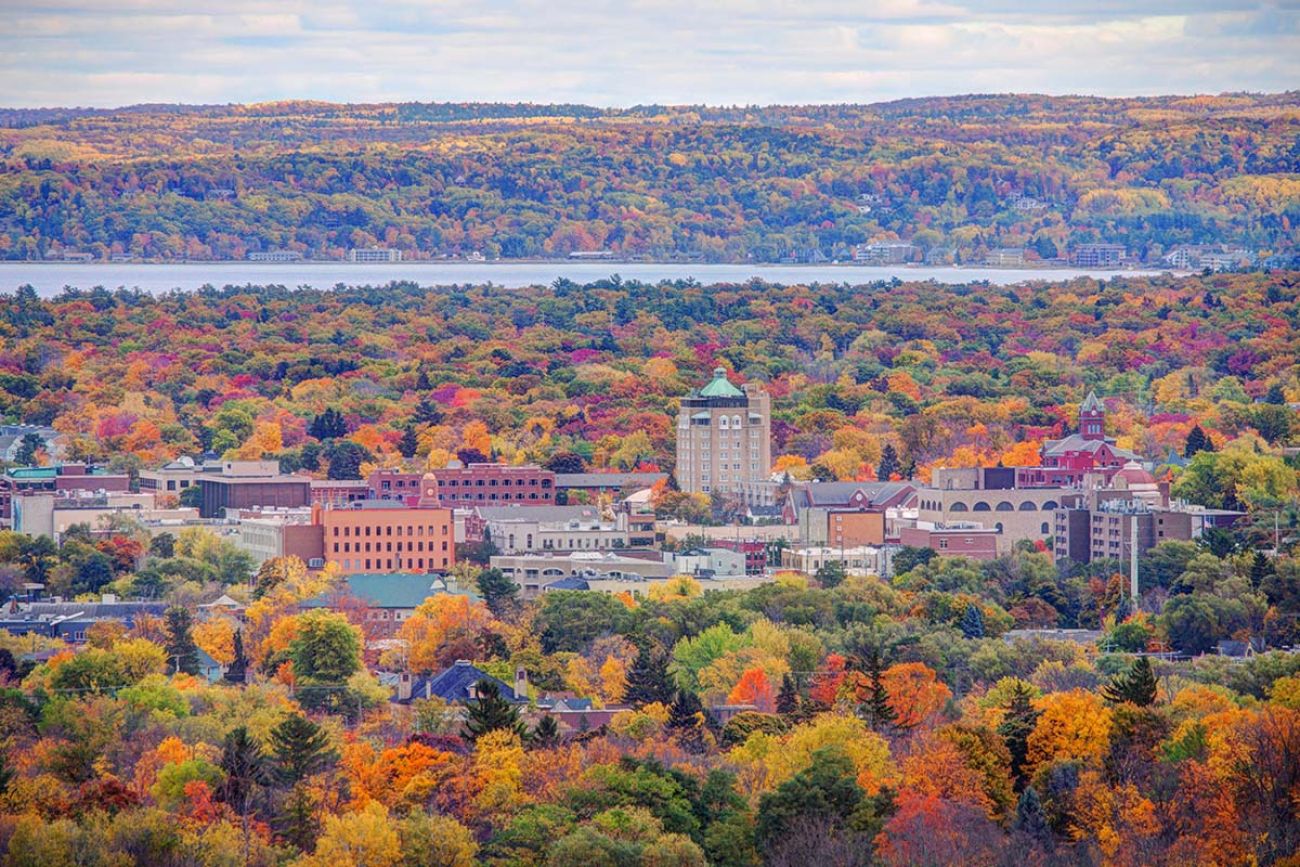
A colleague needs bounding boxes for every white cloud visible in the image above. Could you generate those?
[0,0,1296,107]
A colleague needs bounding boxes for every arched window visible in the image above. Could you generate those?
[732,415,742,428]
[719,416,729,429]
[996,501,1014,512]
[1041,522,1050,534]
[995,522,1004,533]
[1042,500,1058,510]
[973,501,991,512]
[950,502,968,512]
[1019,501,1037,511]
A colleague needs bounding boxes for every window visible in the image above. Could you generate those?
[1041,522,1050,534]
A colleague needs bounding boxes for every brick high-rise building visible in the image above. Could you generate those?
[675,368,771,498]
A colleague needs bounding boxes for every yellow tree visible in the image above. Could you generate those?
[1026,689,1114,773]
[397,594,496,674]
[300,801,401,867]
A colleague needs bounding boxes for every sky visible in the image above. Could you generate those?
[1,0,1298,108]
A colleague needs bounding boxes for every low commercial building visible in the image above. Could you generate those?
[492,547,756,598]
[0,597,167,642]
[11,491,199,541]
[898,522,1001,560]
[301,573,477,640]
[234,508,324,567]
[1,463,130,525]
[554,472,667,499]
[310,479,370,507]
[780,544,881,576]
[198,461,311,518]
[466,504,630,553]
[783,481,916,545]
[139,456,218,497]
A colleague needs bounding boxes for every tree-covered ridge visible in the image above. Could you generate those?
[1,272,1297,482]
[2,93,1297,261]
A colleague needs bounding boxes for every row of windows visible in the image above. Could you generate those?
[330,524,449,537]
[935,500,1059,513]
[332,540,449,554]
[440,478,551,488]
[334,557,449,571]
[439,491,549,502]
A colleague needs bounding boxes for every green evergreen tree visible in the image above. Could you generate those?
[859,650,897,732]
[814,560,847,589]
[1013,786,1051,844]
[666,689,707,753]
[219,726,270,865]
[163,605,200,675]
[876,443,900,480]
[529,715,561,748]
[413,396,442,425]
[15,433,43,466]
[476,567,519,616]
[462,680,527,741]
[776,673,799,716]
[279,785,319,853]
[224,629,248,684]
[269,714,337,785]
[997,682,1041,789]
[623,642,673,708]
[1249,551,1274,588]
[961,603,986,639]
[1102,655,1159,707]
[397,425,420,458]
[308,408,347,440]
[1183,424,1212,457]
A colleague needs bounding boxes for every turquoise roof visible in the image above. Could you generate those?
[698,367,744,399]
[7,467,58,479]
[302,573,480,610]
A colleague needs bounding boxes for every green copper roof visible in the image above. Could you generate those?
[301,573,480,610]
[698,367,744,398]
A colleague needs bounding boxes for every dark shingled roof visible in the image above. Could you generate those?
[403,660,523,704]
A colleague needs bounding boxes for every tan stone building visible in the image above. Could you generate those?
[675,368,771,499]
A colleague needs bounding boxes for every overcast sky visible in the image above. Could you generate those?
[2,1,1297,108]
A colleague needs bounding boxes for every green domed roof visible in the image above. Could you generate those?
[698,367,744,398]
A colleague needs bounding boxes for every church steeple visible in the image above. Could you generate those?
[1079,391,1106,441]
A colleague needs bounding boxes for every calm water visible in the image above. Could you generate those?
[0,261,1168,296]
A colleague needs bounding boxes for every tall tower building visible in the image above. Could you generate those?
[1079,391,1106,441]
[675,368,771,497]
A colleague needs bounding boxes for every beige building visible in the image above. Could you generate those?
[675,368,772,499]
[915,467,1082,554]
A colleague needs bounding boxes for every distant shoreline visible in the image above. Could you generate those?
[0,259,1184,273]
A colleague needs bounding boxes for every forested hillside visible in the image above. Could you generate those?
[2,94,1298,261]
[1,271,1296,519]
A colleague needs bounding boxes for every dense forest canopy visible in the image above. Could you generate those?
[1,93,1298,261]
[0,271,1296,493]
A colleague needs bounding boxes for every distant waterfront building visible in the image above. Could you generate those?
[985,247,1026,267]
[1073,244,1126,268]
[854,242,916,265]
[248,250,303,262]
[347,247,402,263]
[675,368,772,498]
[1162,245,1254,272]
